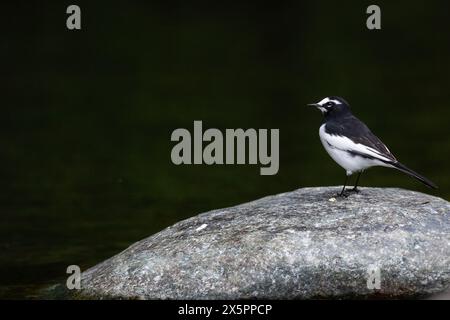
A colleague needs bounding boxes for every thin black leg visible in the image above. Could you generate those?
[351,172,362,192]
[339,175,349,197]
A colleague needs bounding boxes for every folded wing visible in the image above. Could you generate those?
[323,116,397,164]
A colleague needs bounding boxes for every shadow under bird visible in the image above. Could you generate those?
[308,96,437,197]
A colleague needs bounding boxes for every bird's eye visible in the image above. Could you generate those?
[327,102,334,106]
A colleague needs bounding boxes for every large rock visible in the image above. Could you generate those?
[76,187,450,299]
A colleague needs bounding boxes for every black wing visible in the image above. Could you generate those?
[324,115,397,163]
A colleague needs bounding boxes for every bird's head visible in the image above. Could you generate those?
[308,96,351,117]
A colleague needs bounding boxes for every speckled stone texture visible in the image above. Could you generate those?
[77,187,450,299]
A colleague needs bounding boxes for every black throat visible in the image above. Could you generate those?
[322,107,352,123]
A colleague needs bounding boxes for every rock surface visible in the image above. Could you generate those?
[76,187,450,299]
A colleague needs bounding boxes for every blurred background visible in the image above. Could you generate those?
[1,0,449,298]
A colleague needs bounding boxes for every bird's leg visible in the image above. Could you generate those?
[338,175,349,197]
[350,171,362,193]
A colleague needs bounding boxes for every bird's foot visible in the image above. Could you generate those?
[337,187,361,198]
[337,191,349,198]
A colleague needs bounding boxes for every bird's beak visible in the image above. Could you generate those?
[307,103,320,108]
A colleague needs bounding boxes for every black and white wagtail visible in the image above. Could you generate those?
[308,96,437,197]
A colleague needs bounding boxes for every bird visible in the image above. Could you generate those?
[308,96,437,197]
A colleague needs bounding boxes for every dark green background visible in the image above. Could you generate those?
[1,1,449,298]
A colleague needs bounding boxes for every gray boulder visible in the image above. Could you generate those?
[76,187,450,299]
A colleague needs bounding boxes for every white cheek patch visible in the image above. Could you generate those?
[318,107,327,113]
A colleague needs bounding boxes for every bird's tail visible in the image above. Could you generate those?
[390,161,438,189]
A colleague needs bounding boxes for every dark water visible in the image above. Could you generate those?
[1,1,449,299]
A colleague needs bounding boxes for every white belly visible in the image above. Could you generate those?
[319,124,388,175]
